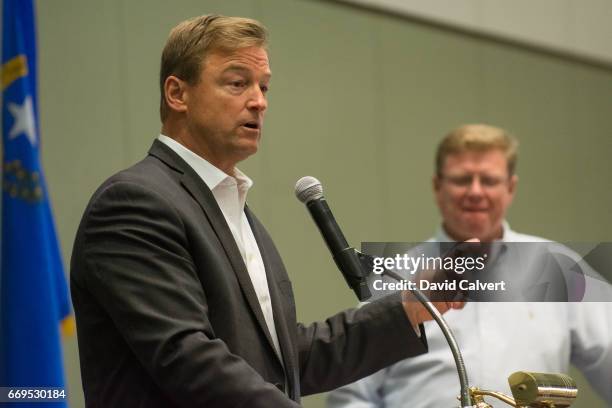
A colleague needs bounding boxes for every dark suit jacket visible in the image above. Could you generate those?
[70,140,427,407]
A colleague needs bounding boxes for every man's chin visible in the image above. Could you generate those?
[459,220,490,240]
[234,143,259,162]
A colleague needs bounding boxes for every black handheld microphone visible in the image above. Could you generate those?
[295,176,371,301]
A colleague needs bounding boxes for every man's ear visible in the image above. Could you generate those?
[164,75,188,114]
[433,175,442,192]
[508,174,518,195]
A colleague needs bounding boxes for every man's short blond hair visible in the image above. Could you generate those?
[435,124,519,176]
[159,14,268,121]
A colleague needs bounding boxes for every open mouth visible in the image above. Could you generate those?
[242,122,259,130]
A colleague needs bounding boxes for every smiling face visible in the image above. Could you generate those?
[434,149,517,242]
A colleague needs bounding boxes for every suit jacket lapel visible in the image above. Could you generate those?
[246,207,299,399]
[147,141,279,360]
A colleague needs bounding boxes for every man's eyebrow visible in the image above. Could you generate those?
[222,65,271,80]
[222,65,250,74]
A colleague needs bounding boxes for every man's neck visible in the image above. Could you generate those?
[160,125,236,176]
[441,223,503,243]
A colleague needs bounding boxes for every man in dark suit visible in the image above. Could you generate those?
[71,15,461,407]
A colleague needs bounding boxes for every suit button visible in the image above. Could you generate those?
[274,382,284,392]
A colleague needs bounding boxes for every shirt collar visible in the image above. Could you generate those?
[434,220,513,242]
[157,134,253,192]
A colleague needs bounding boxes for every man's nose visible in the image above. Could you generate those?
[467,176,484,196]
[247,86,267,111]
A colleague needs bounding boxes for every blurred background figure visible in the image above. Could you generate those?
[327,124,612,408]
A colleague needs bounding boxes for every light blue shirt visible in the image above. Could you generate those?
[327,224,612,407]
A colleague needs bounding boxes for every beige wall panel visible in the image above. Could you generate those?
[479,0,572,49]
[37,2,124,406]
[376,17,483,242]
[478,45,577,240]
[337,0,612,65]
[566,65,612,241]
[38,0,126,262]
[569,0,612,64]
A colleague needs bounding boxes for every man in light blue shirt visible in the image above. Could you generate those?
[327,124,612,407]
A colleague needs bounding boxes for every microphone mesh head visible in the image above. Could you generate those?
[295,176,323,203]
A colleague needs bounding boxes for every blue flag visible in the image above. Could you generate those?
[1,0,71,405]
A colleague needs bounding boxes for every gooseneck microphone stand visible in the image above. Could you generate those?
[379,266,472,407]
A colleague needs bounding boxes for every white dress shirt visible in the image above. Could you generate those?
[328,223,612,407]
[157,134,283,362]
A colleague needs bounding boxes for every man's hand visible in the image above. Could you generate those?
[401,238,478,327]
[401,291,464,327]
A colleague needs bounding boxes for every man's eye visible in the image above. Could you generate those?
[260,85,269,94]
[230,80,246,88]
[481,176,503,187]
[448,176,472,186]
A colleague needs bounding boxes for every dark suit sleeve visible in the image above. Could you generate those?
[297,293,427,396]
[74,181,298,407]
